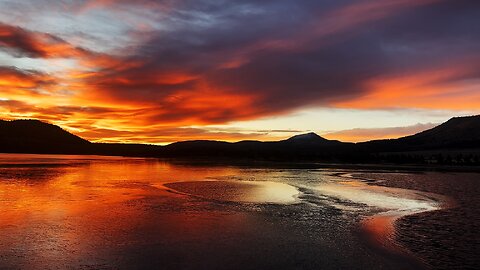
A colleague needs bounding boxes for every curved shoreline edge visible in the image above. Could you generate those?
[163,172,453,269]
[336,172,453,269]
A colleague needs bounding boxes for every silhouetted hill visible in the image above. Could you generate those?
[90,143,162,157]
[1,116,479,164]
[0,119,90,154]
[159,115,480,163]
[159,133,353,161]
[0,120,161,156]
[285,132,327,142]
[360,115,480,152]
[400,115,480,147]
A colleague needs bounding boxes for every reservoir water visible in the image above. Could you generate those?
[0,154,478,269]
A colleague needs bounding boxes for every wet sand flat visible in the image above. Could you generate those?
[164,180,299,204]
[351,171,480,269]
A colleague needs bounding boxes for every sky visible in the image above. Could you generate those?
[0,0,479,144]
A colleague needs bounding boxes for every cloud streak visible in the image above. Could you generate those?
[0,22,86,58]
[323,123,438,142]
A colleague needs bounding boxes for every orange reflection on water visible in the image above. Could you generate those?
[165,180,299,204]
[0,154,247,269]
[361,215,397,250]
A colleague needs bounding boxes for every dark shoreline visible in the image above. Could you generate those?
[157,157,480,172]
[350,171,480,269]
[331,171,448,270]
[2,152,480,172]
[163,167,458,270]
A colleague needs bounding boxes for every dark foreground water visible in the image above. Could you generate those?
[0,154,478,269]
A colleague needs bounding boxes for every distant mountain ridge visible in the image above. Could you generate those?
[401,115,480,146]
[360,115,480,152]
[0,119,88,144]
[0,116,479,164]
[0,119,90,154]
[285,132,328,142]
[161,132,350,160]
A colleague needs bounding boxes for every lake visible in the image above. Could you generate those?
[0,154,478,269]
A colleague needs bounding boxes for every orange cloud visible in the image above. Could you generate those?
[323,123,437,142]
[0,67,59,103]
[0,98,288,144]
[0,22,129,73]
[0,67,49,88]
[0,22,85,58]
[335,59,480,110]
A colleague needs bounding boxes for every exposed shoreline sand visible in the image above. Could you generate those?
[164,172,451,269]
[349,171,480,269]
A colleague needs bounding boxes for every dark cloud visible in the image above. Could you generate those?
[0,22,75,58]
[0,66,56,89]
[0,23,47,58]
[76,0,479,121]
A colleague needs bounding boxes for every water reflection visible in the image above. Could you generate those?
[313,173,445,255]
[0,154,249,269]
[165,180,299,204]
[317,178,439,214]
[0,154,449,269]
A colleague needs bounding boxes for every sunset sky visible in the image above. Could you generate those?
[0,0,479,144]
